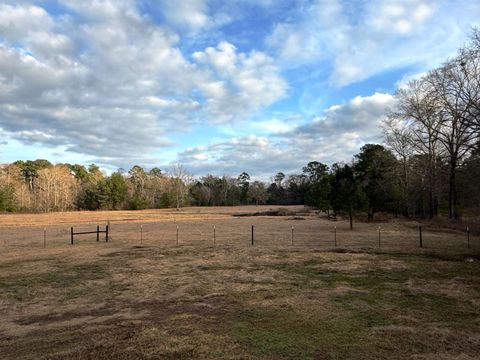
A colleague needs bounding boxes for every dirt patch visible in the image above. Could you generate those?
[15,305,119,326]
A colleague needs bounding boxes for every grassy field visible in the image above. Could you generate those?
[0,206,479,359]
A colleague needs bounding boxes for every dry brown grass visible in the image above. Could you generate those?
[0,205,306,227]
[0,205,477,254]
[0,206,479,359]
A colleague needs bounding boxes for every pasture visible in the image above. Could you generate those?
[0,206,479,359]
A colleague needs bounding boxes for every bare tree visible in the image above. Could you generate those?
[427,61,478,219]
[36,165,78,212]
[457,27,480,133]
[248,181,268,205]
[383,116,414,216]
[389,78,443,218]
[146,168,168,208]
[128,165,148,198]
[169,164,193,209]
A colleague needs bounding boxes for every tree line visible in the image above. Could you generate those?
[0,30,478,223]
[0,139,477,224]
[384,28,480,220]
[0,158,344,212]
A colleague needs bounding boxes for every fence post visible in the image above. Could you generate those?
[96,225,100,242]
[419,226,423,248]
[71,227,74,245]
[251,225,254,246]
[213,225,216,247]
[140,224,143,244]
[43,227,46,249]
[105,225,109,242]
[334,226,337,247]
[378,226,381,248]
[291,226,294,246]
[467,226,470,249]
[176,225,179,246]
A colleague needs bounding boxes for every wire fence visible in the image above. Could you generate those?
[0,217,477,254]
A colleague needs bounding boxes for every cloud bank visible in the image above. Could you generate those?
[0,0,478,176]
[0,1,286,165]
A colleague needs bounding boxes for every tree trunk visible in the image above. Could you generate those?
[428,152,438,219]
[428,187,433,219]
[367,208,374,222]
[449,157,457,219]
[403,157,409,217]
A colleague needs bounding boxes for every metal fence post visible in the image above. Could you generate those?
[251,225,254,246]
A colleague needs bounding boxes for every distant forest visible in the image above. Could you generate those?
[1,30,479,221]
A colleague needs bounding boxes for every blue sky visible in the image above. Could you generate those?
[0,0,479,179]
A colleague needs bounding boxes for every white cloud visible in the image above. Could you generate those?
[159,0,210,30]
[155,0,278,33]
[255,119,296,134]
[0,1,287,167]
[266,0,479,86]
[194,42,287,123]
[286,92,396,160]
[2,0,475,176]
[0,1,193,162]
[176,93,396,178]
[265,0,345,65]
[0,4,53,41]
[395,71,428,90]
[177,134,295,178]
[368,1,435,35]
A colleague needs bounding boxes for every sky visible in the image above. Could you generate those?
[0,0,479,179]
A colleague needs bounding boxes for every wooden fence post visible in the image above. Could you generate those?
[43,228,46,249]
[467,226,470,249]
[71,227,74,245]
[213,225,216,247]
[105,225,109,242]
[378,226,381,248]
[419,226,422,248]
[334,226,337,247]
[176,225,179,246]
[96,225,100,242]
[291,226,294,246]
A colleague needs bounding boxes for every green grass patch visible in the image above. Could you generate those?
[231,254,480,358]
[0,256,59,270]
[231,306,381,359]
[0,263,107,301]
[109,282,130,293]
